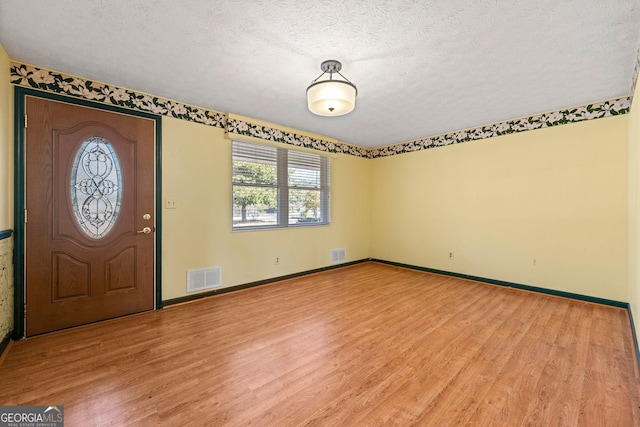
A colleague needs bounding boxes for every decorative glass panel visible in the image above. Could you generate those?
[71,136,122,239]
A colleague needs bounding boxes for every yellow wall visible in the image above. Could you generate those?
[629,81,640,334]
[1,60,634,311]
[161,117,371,300]
[0,43,14,339]
[371,116,629,301]
[0,44,12,230]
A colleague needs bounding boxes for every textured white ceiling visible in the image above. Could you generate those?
[1,0,639,148]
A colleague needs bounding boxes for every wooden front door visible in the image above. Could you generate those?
[25,96,156,336]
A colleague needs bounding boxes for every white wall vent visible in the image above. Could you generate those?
[330,248,347,264]
[187,266,222,292]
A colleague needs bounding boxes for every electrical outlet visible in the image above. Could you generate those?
[165,198,177,209]
[448,252,454,260]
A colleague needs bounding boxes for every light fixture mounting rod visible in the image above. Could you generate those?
[320,60,342,73]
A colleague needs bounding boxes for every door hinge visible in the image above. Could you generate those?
[24,209,27,223]
[24,114,27,128]
[24,303,26,317]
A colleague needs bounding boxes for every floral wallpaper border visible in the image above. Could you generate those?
[371,97,630,158]
[10,62,227,129]
[9,61,631,160]
[225,117,371,158]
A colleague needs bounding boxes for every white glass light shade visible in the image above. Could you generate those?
[307,80,357,116]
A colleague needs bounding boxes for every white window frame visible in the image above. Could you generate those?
[232,140,330,230]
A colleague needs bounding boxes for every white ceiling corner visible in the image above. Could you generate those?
[1,0,639,148]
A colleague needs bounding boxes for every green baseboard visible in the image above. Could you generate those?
[371,259,627,307]
[162,257,640,373]
[370,258,640,372]
[162,259,368,307]
[0,332,11,358]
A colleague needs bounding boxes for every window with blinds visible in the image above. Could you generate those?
[232,140,330,229]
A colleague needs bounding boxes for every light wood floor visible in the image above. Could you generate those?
[1,262,639,426]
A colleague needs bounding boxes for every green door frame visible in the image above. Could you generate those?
[13,87,163,339]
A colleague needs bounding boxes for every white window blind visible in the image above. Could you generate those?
[232,140,330,229]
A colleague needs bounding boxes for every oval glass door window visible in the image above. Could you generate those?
[71,136,122,239]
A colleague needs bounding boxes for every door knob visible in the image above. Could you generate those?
[137,226,152,234]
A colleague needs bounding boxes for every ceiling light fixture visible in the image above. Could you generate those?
[307,60,357,117]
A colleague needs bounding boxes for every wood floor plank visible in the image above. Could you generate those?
[538,302,592,426]
[520,304,579,426]
[463,294,561,424]
[408,291,532,424]
[271,277,497,425]
[1,262,639,426]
